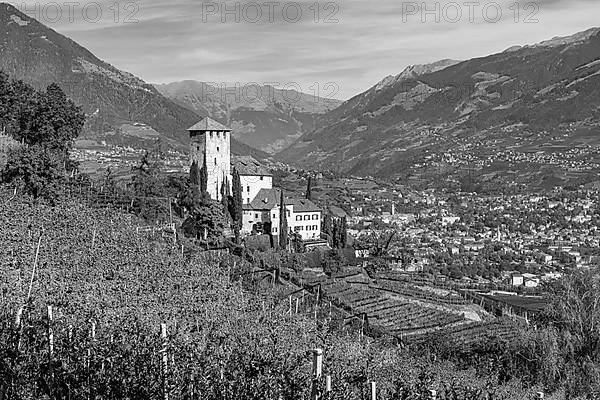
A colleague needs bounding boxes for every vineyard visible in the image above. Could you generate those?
[320,279,466,338]
[0,193,552,399]
[311,269,524,346]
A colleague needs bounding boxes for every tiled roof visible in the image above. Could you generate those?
[245,189,322,213]
[187,117,231,131]
[288,198,321,213]
[232,155,272,176]
[248,188,282,210]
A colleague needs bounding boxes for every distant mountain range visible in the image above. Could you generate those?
[277,28,600,189]
[155,81,342,154]
[4,0,600,189]
[0,3,266,158]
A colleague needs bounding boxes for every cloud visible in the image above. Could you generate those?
[11,0,600,99]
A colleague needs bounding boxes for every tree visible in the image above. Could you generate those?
[199,151,209,199]
[279,190,288,250]
[10,82,84,153]
[0,74,85,201]
[101,167,118,196]
[2,145,64,201]
[130,144,169,220]
[322,250,346,276]
[322,214,333,245]
[166,175,197,218]
[231,167,243,242]
[221,175,230,223]
[305,176,312,200]
[190,160,200,188]
[331,218,342,249]
[181,200,226,248]
[340,216,348,248]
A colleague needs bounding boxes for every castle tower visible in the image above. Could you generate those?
[188,117,231,200]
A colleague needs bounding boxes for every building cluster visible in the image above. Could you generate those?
[188,117,323,244]
[347,185,600,286]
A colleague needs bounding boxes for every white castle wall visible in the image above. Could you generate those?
[190,130,231,200]
[240,175,272,205]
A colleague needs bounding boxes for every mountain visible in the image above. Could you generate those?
[277,28,600,190]
[0,3,265,159]
[155,81,342,154]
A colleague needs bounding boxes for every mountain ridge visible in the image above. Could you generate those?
[155,81,342,154]
[0,2,267,159]
[277,26,600,190]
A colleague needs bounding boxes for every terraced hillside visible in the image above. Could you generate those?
[317,269,519,345]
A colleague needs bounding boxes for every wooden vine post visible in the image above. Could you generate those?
[360,314,365,341]
[310,348,323,400]
[14,306,23,351]
[161,323,169,400]
[27,233,43,300]
[47,306,54,356]
[47,306,55,394]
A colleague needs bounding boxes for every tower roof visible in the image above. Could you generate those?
[187,117,231,131]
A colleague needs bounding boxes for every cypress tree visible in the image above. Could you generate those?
[279,190,288,250]
[332,218,339,249]
[232,167,243,235]
[221,175,229,222]
[322,214,332,245]
[190,160,199,187]
[305,176,312,200]
[199,151,208,199]
[341,216,348,248]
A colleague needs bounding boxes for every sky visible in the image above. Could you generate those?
[10,0,600,100]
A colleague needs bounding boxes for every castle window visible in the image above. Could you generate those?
[247,198,250,203]
[304,215,310,221]
[247,186,250,192]
[255,213,258,219]
[260,176,263,180]
[217,146,219,152]
[196,145,200,151]
[210,132,213,138]
[296,216,302,221]
[214,158,217,165]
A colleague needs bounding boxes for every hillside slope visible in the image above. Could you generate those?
[278,29,600,189]
[0,3,265,158]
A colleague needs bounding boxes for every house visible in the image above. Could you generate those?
[522,273,540,288]
[189,117,322,244]
[232,155,272,205]
[287,198,322,241]
[511,274,524,286]
[354,245,370,259]
[242,188,322,242]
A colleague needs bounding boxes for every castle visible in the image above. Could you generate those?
[188,117,322,242]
